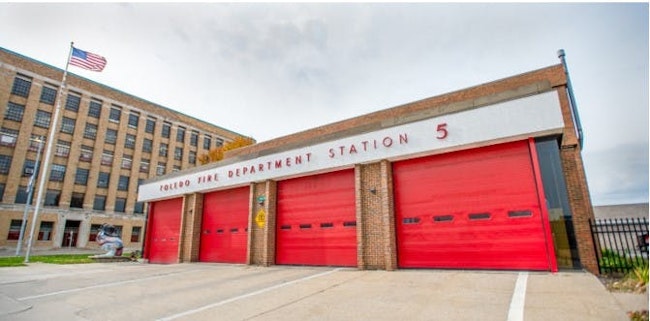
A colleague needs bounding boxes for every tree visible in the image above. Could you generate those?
[198,136,254,165]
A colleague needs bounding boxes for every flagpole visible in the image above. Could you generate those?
[15,136,44,256]
[24,42,74,263]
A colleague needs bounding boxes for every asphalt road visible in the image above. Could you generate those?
[0,262,637,321]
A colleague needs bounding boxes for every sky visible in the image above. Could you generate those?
[0,2,647,206]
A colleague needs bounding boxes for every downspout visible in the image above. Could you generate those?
[557,49,584,148]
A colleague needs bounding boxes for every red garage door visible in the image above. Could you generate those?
[276,169,357,267]
[200,186,250,263]
[145,198,183,264]
[393,140,554,270]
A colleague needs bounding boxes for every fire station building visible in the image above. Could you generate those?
[138,62,598,274]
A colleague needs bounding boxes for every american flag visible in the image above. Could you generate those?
[69,47,107,72]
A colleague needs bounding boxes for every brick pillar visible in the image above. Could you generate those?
[561,146,598,274]
[356,160,397,270]
[179,193,203,263]
[248,180,277,266]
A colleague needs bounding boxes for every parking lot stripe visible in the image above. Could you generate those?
[507,272,528,321]
[157,268,342,321]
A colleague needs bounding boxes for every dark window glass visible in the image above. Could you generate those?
[159,143,168,157]
[44,190,60,206]
[433,215,454,222]
[115,198,126,212]
[535,137,580,269]
[89,224,101,241]
[216,138,224,147]
[93,195,106,210]
[142,139,152,153]
[174,147,183,160]
[0,155,12,174]
[105,129,117,144]
[97,172,110,188]
[8,219,22,240]
[0,183,5,202]
[60,117,76,134]
[49,164,66,181]
[38,221,54,240]
[65,93,81,112]
[34,110,51,128]
[162,122,171,138]
[5,102,25,121]
[109,106,121,122]
[125,134,136,149]
[84,123,97,139]
[55,140,71,157]
[134,202,144,214]
[0,128,19,147]
[203,135,211,149]
[88,100,102,118]
[118,175,129,191]
[15,186,29,204]
[39,85,57,105]
[23,159,40,177]
[101,151,113,166]
[128,113,139,128]
[189,151,196,165]
[156,162,165,176]
[79,145,93,162]
[176,127,185,143]
[75,168,89,185]
[131,226,142,242]
[468,213,491,220]
[145,118,156,133]
[190,131,198,146]
[70,193,84,208]
[11,75,32,97]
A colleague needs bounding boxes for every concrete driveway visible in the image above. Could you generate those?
[0,262,637,321]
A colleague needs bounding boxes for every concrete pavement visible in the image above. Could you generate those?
[0,262,645,321]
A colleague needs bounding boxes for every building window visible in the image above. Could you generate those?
[145,117,156,133]
[140,160,150,173]
[70,193,84,208]
[97,172,110,188]
[60,117,76,134]
[28,135,44,152]
[39,85,57,105]
[65,92,81,112]
[190,131,199,146]
[23,160,39,177]
[142,139,152,153]
[101,150,113,166]
[203,135,212,149]
[84,123,98,139]
[75,168,89,185]
[189,151,196,165]
[89,224,101,241]
[134,202,144,214]
[128,112,139,128]
[15,186,29,204]
[49,164,66,181]
[109,105,121,122]
[115,198,127,213]
[105,129,118,144]
[34,110,52,128]
[37,221,54,241]
[88,99,102,118]
[0,155,12,174]
[0,128,19,147]
[11,74,32,97]
[159,143,168,157]
[7,220,22,240]
[125,134,136,149]
[118,175,129,191]
[5,102,25,121]
[93,195,106,211]
[0,183,5,202]
[176,126,185,143]
[216,138,224,147]
[156,162,165,176]
[79,145,93,162]
[131,226,142,242]
[121,155,132,170]
[173,165,181,172]
[162,122,171,138]
[174,147,183,161]
[44,190,60,206]
[55,140,71,157]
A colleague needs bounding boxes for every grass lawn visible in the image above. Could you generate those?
[0,254,104,267]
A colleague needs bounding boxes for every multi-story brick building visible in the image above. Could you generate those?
[0,47,250,252]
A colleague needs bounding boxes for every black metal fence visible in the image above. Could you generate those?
[590,217,648,275]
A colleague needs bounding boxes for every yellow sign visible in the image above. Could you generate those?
[255,209,266,228]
